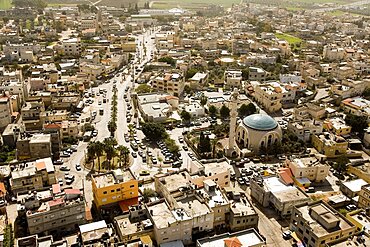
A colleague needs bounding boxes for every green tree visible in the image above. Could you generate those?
[158,56,176,66]
[136,84,152,94]
[345,114,368,136]
[198,132,211,153]
[3,224,14,247]
[142,122,168,141]
[107,120,117,137]
[185,68,199,79]
[164,138,180,154]
[238,103,257,117]
[103,138,117,170]
[87,141,97,169]
[209,105,218,118]
[220,105,230,120]
[334,155,349,174]
[241,68,249,80]
[200,95,208,106]
[117,145,130,168]
[95,141,104,172]
[142,188,157,203]
[180,110,191,124]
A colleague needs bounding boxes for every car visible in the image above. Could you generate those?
[147,150,153,156]
[60,165,70,171]
[238,178,245,185]
[151,157,158,164]
[75,163,81,171]
[306,187,315,193]
[60,152,70,158]
[346,204,357,211]
[65,174,75,180]
[178,137,184,143]
[131,152,137,158]
[172,161,181,168]
[182,145,188,151]
[58,178,63,186]
[54,159,64,165]
[0,200,6,207]
[282,230,292,240]
[140,170,150,176]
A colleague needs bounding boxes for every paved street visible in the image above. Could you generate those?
[54,26,160,201]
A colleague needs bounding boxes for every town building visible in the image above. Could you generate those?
[224,70,242,88]
[22,187,87,235]
[16,133,52,160]
[251,176,310,217]
[311,132,348,158]
[288,120,323,142]
[285,156,330,184]
[358,184,370,209]
[323,117,352,136]
[92,169,138,210]
[196,228,266,247]
[290,201,356,247]
[248,67,266,81]
[62,38,81,56]
[151,72,184,96]
[10,157,56,194]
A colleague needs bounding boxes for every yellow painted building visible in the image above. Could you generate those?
[323,118,352,136]
[312,132,348,158]
[346,209,370,233]
[92,169,138,209]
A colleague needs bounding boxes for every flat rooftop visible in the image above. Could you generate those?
[148,202,178,229]
[197,228,265,247]
[296,202,354,238]
[230,197,256,216]
[177,196,211,218]
[203,161,230,176]
[342,179,367,193]
[93,170,134,188]
[161,173,189,193]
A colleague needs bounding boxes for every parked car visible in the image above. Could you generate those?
[54,159,64,165]
[282,230,292,240]
[132,152,137,158]
[60,165,70,171]
[139,170,150,176]
[75,163,81,171]
[58,178,63,186]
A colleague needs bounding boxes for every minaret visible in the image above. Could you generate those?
[226,88,239,157]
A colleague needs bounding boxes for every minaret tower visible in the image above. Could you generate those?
[226,88,239,157]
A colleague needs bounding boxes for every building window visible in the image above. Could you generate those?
[111,190,115,193]
[117,188,121,192]
[103,191,107,194]
[130,185,135,188]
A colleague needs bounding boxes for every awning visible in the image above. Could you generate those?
[118,197,139,212]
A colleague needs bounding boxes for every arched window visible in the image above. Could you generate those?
[267,135,272,145]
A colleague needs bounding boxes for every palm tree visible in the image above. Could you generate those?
[87,141,96,169]
[117,145,130,168]
[103,138,117,170]
[95,141,104,172]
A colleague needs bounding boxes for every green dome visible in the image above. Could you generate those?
[242,114,278,131]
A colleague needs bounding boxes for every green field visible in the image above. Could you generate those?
[275,33,302,45]
[0,0,12,10]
